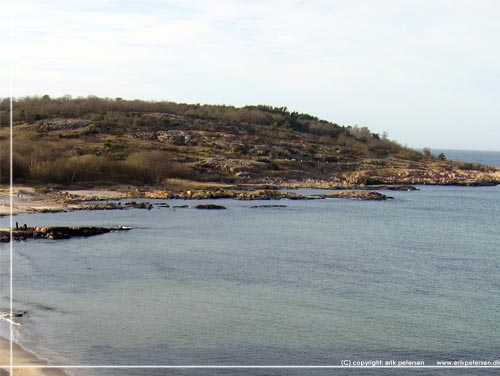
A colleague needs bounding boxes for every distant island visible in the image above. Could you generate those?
[0,96,498,191]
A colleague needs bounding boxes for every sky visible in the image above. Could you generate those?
[1,0,499,151]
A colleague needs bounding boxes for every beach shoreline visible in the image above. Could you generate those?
[0,187,127,217]
[1,174,499,218]
[0,336,68,376]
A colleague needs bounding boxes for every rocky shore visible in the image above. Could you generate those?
[0,226,131,242]
[195,204,227,210]
[141,189,309,200]
[1,166,498,218]
[320,191,393,200]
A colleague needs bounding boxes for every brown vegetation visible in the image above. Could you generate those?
[0,95,497,187]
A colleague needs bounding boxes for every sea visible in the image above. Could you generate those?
[0,150,499,376]
[431,149,500,167]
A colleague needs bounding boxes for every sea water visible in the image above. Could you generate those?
[431,149,500,167]
[0,151,498,376]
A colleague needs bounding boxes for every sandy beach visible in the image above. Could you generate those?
[0,187,126,217]
[0,187,61,217]
[0,337,67,376]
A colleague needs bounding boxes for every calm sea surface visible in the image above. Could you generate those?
[0,150,499,376]
[431,149,500,167]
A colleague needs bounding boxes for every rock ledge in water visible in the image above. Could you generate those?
[0,226,131,242]
[321,191,393,200]
[194,204,227,210]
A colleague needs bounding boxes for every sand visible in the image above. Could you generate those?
[0,186,126,217]
[0,337,68,376]
[0,187,63,217]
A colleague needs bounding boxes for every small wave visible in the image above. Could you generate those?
[11,297,57,312]
[30,302,57,311]
[0,309,23,326]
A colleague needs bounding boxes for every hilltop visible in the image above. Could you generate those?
[0,96,498,189]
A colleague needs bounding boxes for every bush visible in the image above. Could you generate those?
[0,151,30,183]
[30,155,110,184]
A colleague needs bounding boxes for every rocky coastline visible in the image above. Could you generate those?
[320,191,393,200]
[0,226,131,242]
[1,163,498,218]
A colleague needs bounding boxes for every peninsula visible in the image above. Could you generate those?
[0,96,498,212]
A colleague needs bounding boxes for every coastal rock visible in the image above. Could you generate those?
[181,190,236,200]
[343,165,500,187]
[236,190,307,200]
[44,226,113,239]
[124,201,153,210]
[250,205,287,208]
[321,191,393,200]
[194,204,227,210]
[142,189,310,201]
[76,201,156,211]
[80,202,126,211]
[36,208,68,213]
[144,189,237,200]
[0,226,131,242]
[144,191,172,199]
[360,184,418,191]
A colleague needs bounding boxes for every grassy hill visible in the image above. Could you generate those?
[0,96,497,188]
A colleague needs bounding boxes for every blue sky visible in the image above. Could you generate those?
[1,0,499,150]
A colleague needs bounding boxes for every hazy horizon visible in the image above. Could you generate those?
[2,0,499,151]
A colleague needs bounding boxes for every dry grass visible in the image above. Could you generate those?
[162,178,235,190]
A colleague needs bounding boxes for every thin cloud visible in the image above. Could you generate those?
[1,0,499,149]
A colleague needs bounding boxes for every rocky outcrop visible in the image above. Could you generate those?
[321,191,393,200]
[144,189,235,200]
[142,189,309,201]
[37,226,113,240]
[1,226,131,242]
[360,184,418,191]
[35,118,88,131]
[71,201,154,211]
[343,166,499,186]
[236,190,307,200]
[194,204,226,210]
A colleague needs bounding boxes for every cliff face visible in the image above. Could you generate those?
[1,98,498,187]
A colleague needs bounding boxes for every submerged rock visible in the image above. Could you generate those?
[194,204,227,210]
[124,201,153,210]
[0,226,131,242]
[36,208,68,213]
[250,205,287,208]
[361,184,418,191]
[80,202,126,211]
[321,191,393,200]
[236,190,307,200]
[78,201,159,211]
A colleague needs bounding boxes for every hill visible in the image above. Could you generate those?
[0,96,498,188]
